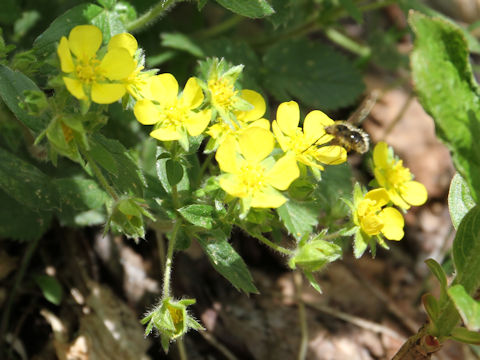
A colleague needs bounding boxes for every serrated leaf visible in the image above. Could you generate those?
[448,173,475,229]
[450,327,480,344]
[448,284,480,331]
[0,65,49,134]
[197,230,258,294]
[0,189,51,241]
[214,0,274,18]
[89,133,145,197]
[85,4,126,42]
[156,147,190,194]
[54,178,108,210]
[452,206,480,294]
[33,4,92,58]
[263,38,364,110]
[161,33,204,58]
[409,12,480,202]
[34,275,63,305]
[178,204,214,229]
[0,147,58,210]
[277,199,319,241]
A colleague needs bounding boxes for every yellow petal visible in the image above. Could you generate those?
[99,47,136,80]
[108,33,138,56]
[216,135,240,173]
[238,127,274,162]
[57,37,74,73]
[68,25,102,60]
[150,126,181,141]
[379,207,404,240]
[91,83,126,104]
[272,121,289,152]
[374,168,387,188]
[303,110,333,144]
[237,90,266,122]
[373,141,389,169]
[134,99,159,125]
[251,186,287,208]
[401,181,428,206]
[365,188,390,207]
[180,77,203,109]
[387,189,410,210]
[219,174,248,198]
[266,153,299,190]
[185,109,211,136]
[63,77,86,100]
[248,119,270,131]
[150,73,178,104]
[360,214,383,236]
[312,145,347,165]
[276,101,299,136]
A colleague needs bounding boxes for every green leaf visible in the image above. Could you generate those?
[0,65,49,133]
[166,159,184,188]
[425,258,448,290]
[178,204,215,229]
[339,0,362,23]
[161,33,204,58]
[89,133,145,197]
[197,230,258,294]
[156,147,190,194]
[448,284,480,331]
[409,12,480,202]
[54,178,109,210]
[277,199,319,241]
[304,271,322,293]
[452,206,480,294]
[34,275,63,305]
[84,4,126,42]
[450,327,480,345]
[263,38,364,110]
[0,147,58,210]
[33,4,92,58]
[448,173,475,229]
[0,189,51,241]
[214,0,274,18]
[422,293,440,324]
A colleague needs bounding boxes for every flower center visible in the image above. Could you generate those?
[385,160,412,188]
[239,161,266,194]
[161,100,187,126]
[357,199,384,235]
[208,78,237,110]
[75,58,102,84]
[61,123,74,143]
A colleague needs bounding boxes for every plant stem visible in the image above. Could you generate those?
[0,235,41,346]
[236,223,292,256]
[195,15,244,39]
[324,27,371,58]
[126,0,180,33]
[198,152,215,184]
[82,149,119,201]
[163,217,182,298]
[177,337,188,360]
[294,271,308,360]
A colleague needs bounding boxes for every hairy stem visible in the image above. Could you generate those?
[126,0,180,32]
[163,216,182,298]
[82,149,119,201]
[237,223,293,256]
[294,271,308,360]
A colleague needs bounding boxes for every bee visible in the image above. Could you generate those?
[317,90,378,154]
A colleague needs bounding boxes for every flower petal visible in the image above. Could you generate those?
[108,33,138,56]
[248,119,270,131]
[276,101,299,136]
[219,174,248,198]
[387,189,410,210]
[266,153,299,190]
[150,73,178,104]
[401,181,428,206]
[373,141,389,169]
[216,135,240,174]
[134,99,159,125]
[91,83,126,104]
[303,110,334,144]
[68,25,102,60]
[365,188,390,207]
[150,126,181,141]
[180,77,203,109]
[237,90,266,122]
[238,127,274,162]
[63,77,86,100]
[99,47,136,80]
[185,109,211,136]
[379,207,404,240]
[57,37,74,73]
[312,145,347,165]
[251,186,287,208]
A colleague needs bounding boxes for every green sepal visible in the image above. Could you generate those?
[304,271,322,293]
[422,293,440,327]
[288,235,342,272]
[450,327,480,345]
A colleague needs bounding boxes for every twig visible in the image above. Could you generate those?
[199,331,239,360]
[294,272,308,360]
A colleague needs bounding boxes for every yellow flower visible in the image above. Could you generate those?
[134,73,211,142]
[373,141,428,210]
[57,25,136,104]
[215,127,300,209]
[272,101,347,170]
[108,33,153,100]
[354,188,404,241]
[206,89,267,150]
